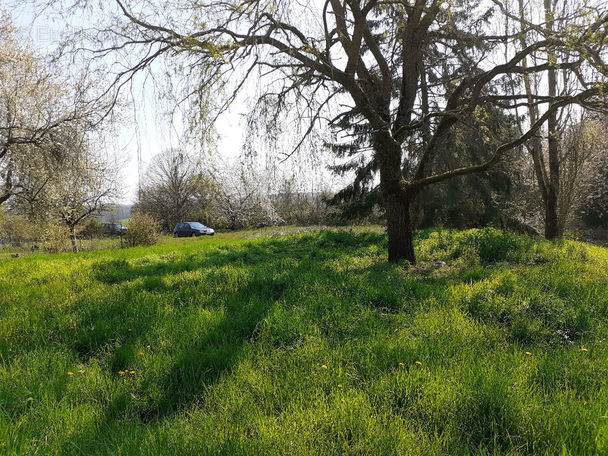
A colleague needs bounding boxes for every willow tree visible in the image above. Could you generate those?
[40,0,608,262]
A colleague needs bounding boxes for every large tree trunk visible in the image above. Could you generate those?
[544,67,560,238]
[519,0,562,241]
[544,193,560,239]
[375,130,416,264]
[384,193,416,264]
[373,123,417,264]
[544,0,561,240]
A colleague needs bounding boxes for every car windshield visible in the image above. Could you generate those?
[189,222,205,229]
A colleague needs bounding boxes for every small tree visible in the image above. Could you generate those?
[0,10,108,208]
[209,163,282,230]
[136,149,201,231]
[557,118,606,232]
[50,132,120,252]
[579,117,608,229]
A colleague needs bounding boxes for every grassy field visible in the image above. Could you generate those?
[1,226,608,455]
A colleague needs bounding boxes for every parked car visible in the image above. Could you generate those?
[101,223,128,236]
[173,222,215,237]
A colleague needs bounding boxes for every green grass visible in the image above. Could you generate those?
[0,237,123,260]
[1,226,608,455]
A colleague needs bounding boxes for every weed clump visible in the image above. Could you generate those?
[417,227,538,264]
[460,227,534,263]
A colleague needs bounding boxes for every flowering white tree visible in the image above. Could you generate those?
[0,10,111,209]
[50,131,120,252]
[209,162,282,230]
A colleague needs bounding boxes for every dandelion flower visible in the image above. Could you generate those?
[321,365,328,370]
[67,371,74,376]
[127,329,132,332]
[78,370,85,374]
[118,371,125,376]
[146,345,151,349]
[338,384,343,389]
[525,352,532,356]
[415,361,422,366]
[340,399,345,403]
[581,347,589,352]
[129,370,135,375]
[398,362,404,367]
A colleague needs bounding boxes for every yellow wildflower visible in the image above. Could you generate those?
[118,371,125,376]
[78,370,85,374]
[415,361,422,366]
[525,352,532,356]
[581,347,589,352]
[338,384,343,389]
[321,365,328,370]
[398,362,404,367]
[127,329,132,332]
[67,371,74,376]
[129,370,136,375]
[146,345,151,349]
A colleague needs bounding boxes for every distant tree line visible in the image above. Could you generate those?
[135,109,608,238]
[133,149,341,232]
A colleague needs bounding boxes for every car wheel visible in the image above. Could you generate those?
[191,232,196,238]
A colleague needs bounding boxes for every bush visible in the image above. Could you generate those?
[125,211,160,247]
[41,224,72,253]
[0,214,39,244]
[78,218,105,239]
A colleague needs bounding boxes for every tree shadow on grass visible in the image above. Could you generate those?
[28,229,585,455]
[55,231,386,454]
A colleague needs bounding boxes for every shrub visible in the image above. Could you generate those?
[41,224,72,253]
[125,211,160,247]
[78,218,105,239]
[0,214,39,244]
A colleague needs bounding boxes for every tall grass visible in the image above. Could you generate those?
[1,227,608,455]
